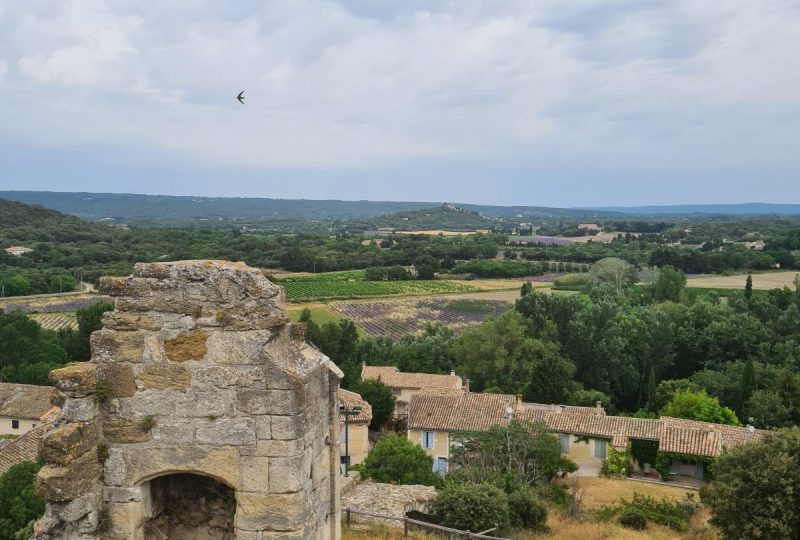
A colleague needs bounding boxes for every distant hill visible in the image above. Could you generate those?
[0,191,439,224]
[346,204,492,232]
[583,203,800,216]
[0,198,90,230]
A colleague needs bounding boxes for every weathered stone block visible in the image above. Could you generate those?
[164,331,208,361]
[136,363,191,391]
[235,492,305,532]
[124,446,240,490]
[117,390,178,417]
[174,389,226,417]
[103,486,147,503]
[103,416,151,444]
[205,329,274,365]
[255,416,271,440]
[240,455,270,492]
[271,415,303,441]
[49,362,99,398]
[104,364,137,398]
[245,439,304,458]
[151,418,195,445]
[35,450,102,502]
[237,389,304,416]
[60,396,99,422]
[40,421,100,466]
[103,311,161,331]
[104,448,126,486]
[196,417,255,446]
[195,366,266,388]
[91,329,146,363]
[269,456,305,494]
[105,501,146,539]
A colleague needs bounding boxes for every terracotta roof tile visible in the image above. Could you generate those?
[0,424,46,474]
[361,365,462,390]
[0,382,58,420]
[408,392,517,432]
[338,389,373,424]
[657,417,764,457]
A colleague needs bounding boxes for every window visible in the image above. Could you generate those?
[433,457,448,476]
[32,424,37,428]
[422,431,434,450]
[392,388,402,396]
[594,439,608,459]
[559,434,570,454]
[11,419,19,430]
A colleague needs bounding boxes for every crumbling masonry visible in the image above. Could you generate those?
[35,260,343,540]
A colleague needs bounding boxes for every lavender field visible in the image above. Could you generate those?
[329,297,510,340]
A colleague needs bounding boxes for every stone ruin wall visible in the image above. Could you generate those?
[34,260,343,540]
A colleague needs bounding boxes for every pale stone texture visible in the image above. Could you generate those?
[37,260,342,540]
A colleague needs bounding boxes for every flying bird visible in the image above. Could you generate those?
[237,91,245,104]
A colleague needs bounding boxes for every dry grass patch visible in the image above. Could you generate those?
[560,478,694,510]
[686,271,800,290]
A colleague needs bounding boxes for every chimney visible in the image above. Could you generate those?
[450,369,456,376]
[595,400,602,414]
[464,378,470,393]
[515,394,522,407]
[362,361,366,367]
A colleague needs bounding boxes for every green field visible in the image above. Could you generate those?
[286,305,342,325]
[279,278,477,301]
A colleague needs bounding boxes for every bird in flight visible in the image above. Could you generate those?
[237,91,245,104]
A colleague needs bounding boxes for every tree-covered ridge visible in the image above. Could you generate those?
[345,204,492,232]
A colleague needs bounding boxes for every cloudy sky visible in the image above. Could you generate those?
[1,0,799,206]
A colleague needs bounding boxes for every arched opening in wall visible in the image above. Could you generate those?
[142,473,235,540]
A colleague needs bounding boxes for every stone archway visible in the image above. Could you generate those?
[142,473,235,540]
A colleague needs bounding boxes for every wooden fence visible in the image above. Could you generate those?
[342,507,509,539]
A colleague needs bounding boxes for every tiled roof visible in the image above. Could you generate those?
[361,365,462,390]
[657,417,764,458]
[407,390,763,458]
[0,382,58,420]
[0,425,46,474]
[515,408,659,449]
[522,402,606,416]
[408,392,517,432]
[338,389,373,424]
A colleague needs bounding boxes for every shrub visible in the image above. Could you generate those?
[363,435,440,487]
[553,273,590,290]
[600,444,630,477]
[432,483,509,532]
[597,493,693,532]
[508,488,548,531]
[618,509,647,530]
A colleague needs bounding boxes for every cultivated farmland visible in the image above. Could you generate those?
[30,312,78,331]
[329,298,510,340]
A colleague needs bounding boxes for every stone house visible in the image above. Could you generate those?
[0,382,59,436]
[35,260,344,540]
[408,391,763,481]
[338,389,372,468]
[360,364,462,430]
[4,245,33,256]
[407,392,519,476]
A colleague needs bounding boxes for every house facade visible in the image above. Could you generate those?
[4,245,33,257]
[361,364,462,429]
[338,389,372,468]
[0,382,59,436]
[408,391,763,481]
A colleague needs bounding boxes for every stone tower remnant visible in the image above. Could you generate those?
[36,260,343,539]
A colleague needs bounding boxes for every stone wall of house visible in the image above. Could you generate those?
[35,260,342,540]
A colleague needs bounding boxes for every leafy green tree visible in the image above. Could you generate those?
[448,421,563,490]
[507,488,548,531]
[746,390,791,428]
[737,358,756,419]
[524,341,579,405]
[520,282,533,297]
[363,434,440,486]
[0,461,44,540]
[353,378,395,431]
[744,274,753,302]
[453,311,537,394]
[702,428,800,539]
[413,255,439,280]
[0,312,68,384]
[589,257,635,293]
[661,390,740,425]
[652,266,686,303]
